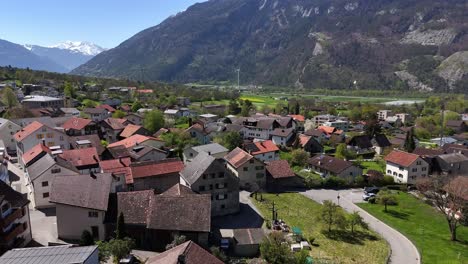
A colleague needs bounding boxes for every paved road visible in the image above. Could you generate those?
[212,191,264,229]
[302,189,420,264]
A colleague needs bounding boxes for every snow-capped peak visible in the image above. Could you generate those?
[49,41,105,56]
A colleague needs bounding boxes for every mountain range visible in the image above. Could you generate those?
[73,0,468,92]
[0,39,105,73]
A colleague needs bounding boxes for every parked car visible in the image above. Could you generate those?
[364,186,380,194]
[362,192,376,201]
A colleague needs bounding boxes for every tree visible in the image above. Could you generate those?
[115,212,126,239]
[294,250,310,264]
[82,99,99,108]
[2,86,18,108]
[335,143,347,160]
[161,131,196,159]
[364,119,381,137]
[80,230,94,246]
[290,149,309,167]
[417,176,467,241]
[112,109,126,118]
[210,246,228,262]
[214,131,243,151]
[403,127,416,153]
[260,232,294,264]
[228,99,240,115]
[376,190,398,212]
[97,238,135,264]
[63,81,76,98]
[348,211,368,234]
[165,235,186,250]
[241,99,253,116]
[131,101,143,112]
[143,110,165,133]
[318,200,347,232]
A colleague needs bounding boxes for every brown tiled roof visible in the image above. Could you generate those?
[50,173,113,211]
[83,107,108,114]
[446,120,464,128]
[117,190,153,225]
[288,114,305,122]
[96,104,116,112]
[412,147,444,157]
[442,143,468,152]
[59,147,100,167]
[385,150,420,167]
[103,118,127,130]
[271,128,294,137]
[100,158,133,184]
[298,134,312,147]
[308,155,353,174]
[161,183,196,196]
[305,129,325,137]
[108,134,151,148]
[120,124,144,138]
[147,241,223,264]
[22,143,50,166]
[62,117,92,131]
[266,160,295,179]
[130,159,184,179]
[224,147,253,168]
[70,134,105,155]
[14,121,44,142]
[244,140,279,155]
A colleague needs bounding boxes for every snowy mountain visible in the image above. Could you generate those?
[48,41,105,56]
[24,41,106,72]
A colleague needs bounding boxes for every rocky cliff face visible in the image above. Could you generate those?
[73,0,468,92]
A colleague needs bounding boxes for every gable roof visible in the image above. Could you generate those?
[117,190,153,225]
[271,128,294,137]
[83,107,107,114]
[224,147,254,168]
[305,129,325,137]
[102,118,127,130]
[308,155,354,174]
[50,173,113,211]
[288,114,305,122]
[27,154,78,182]
[385,150,421,167]
[412,147,444,157]
[147,241,222,264]
[446,120,465,128]
[13,121,44,142]
[22,143,50,166]
[192,143,228,156]
[129,159,184,183]
[298,134,312,147]
[233,228,266,245]
[266,160,295,179]
[180,152,218,185]
[436,153,468,164]
[59,147,100,168]
[348,135,373,149]
[244,140,279,155]
[0,180,29,208]
[108,134,151,149]
[120,124,144,138]
[96,104,116,112]
[373,134,391,148]
[62,117,92,131]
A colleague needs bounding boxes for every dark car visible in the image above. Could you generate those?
[364,187,380,195]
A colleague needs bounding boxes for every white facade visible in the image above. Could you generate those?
[271,134,293,147]
[253,151,279,162]
[56,204,106,241]
[377,110,393,121]
[312,115,336,126]
[323,120,349,132]
[0,119,21,153]
[386,158,429,184]
[226,159,266,190]
[241,127,273,140]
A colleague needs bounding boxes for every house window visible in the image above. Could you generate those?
[218,172,224,178]
[398,174,403,178]
[209,184,213,190]
[199,186,205,192]
[416,161,421,165]
[243,167,248,171]
[36,134,44,139]
[42,192,49,198]
[211,173,215,179]
[88,211,99,218]
[268,156,272,159]
[46,133,53,138]
[51,168,61,174]
[41,181,48,187]
[412,168,417,172]
[422,167,427,171]
[249,160,254,164]
[255,166,264,170]
[60,136,64,141]
[221,204,226,209]
[256,173,264,178]
[217,194,227,200]
[387,170,391,174]
[202,175,207,180]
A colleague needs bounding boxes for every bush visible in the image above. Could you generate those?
[304,175,323,189]
[323,176,347,188]
[354,175,366,187]
[368,197,376,204]
[381,175,394,186]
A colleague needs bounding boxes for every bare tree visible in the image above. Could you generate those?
[416,175,468,241]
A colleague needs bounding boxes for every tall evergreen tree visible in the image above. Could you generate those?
[404,128,416,153]
[115,212,126,239]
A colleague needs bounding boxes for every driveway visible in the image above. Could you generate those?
[302,189,420,264]
[211,191,264,229]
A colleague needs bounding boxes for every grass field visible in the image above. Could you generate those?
[359,161,385,174]
[252,193,389,264]
[358,192,468,264]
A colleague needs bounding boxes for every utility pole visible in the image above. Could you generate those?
[236,68,240,91]
[271,201,276,221]
[440,101,445,147]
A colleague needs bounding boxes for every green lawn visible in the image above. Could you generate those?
[360,161,385,174]
[358,192,468,264]
[252,193,389,264]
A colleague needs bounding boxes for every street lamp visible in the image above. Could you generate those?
[337,193,341,206]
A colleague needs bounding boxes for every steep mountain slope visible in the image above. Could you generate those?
[25,41,105,71]
[72,0,468,92]
[0,39,67,73]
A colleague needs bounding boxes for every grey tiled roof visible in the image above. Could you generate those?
[0,245,98,264]
[192,143,228,155]
[179,151,216,185]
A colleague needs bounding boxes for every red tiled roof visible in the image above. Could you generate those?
[135,89,153,94]
[14,121,44,142]
[251,140,279,155]
[266,160,295,179]
[120,105,131,112]
[298,134,312,147]
[62,117,92,131]
[97,104,116,112]
[108,134,151,149]
[100,158,133,184]
[103,118,127,130]
[225,147,253,168]
[22,143,50,165]
[318,126,343,135]
[384,150,420,167]
[120,124,143,138]
[130,159,184,180]
[288,114,305,122]
[59,147,100,167]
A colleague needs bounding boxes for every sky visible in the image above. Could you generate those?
[1,0,205,49]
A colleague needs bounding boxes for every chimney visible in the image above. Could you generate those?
[42,139,46,146]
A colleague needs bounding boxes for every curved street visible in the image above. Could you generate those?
[302,189,420,264]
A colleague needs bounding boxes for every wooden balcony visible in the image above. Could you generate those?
[0,209,23,229]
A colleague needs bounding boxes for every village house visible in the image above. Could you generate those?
[128,159,184,192]
[117,184,211,250]
[377,110,393,121]
[295,134,323,155]
[371,134,392,155]
[21,95,64,109]
[177,97,191,107]
[96,104,116,113]
[119,124,151,139]
[186,123,212,145]
[62,117,98,136]
[180,152,240,216]
[50,173,114,241]
[100,118,130,143]
[234,117,280,140]
[0,118,21,155]
[311,114,337,127]
[288,114,305,131]
[0,245,99,264]
[347,135,374,155]
[323,120,349,132]
[128,145,167,162]
[70,134,105,156]
[433,153,468,177]
[58,147,101,174]
[304,129,328,144]
[183,143,229,163]
[446,120,468,134]
[271,128,294,147]
[385,150,429,184]
[60,107,81,117]
[146,241,222,264]
[125,113,144,126]
[243,140,280,162]
[395,113,411,124]
[164,109,182,120]
[224,147,266,191]
[307,155,362,182]
[24,152,79,208]
[14,121,70,166]
[99,158,130,192]
[0,181,32,252]
[265,160,302,192]
[83,108,110,122]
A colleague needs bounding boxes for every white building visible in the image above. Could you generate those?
[21,95,64,109]
[244,140,280,162]
[377,110,393,121]
[0,118,21,154]
[312,114,337,127]
[385,150,429,184]
[322,120,349,132]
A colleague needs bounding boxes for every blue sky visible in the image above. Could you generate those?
[1,0,205,48]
